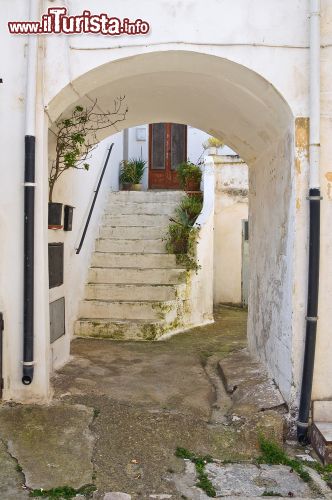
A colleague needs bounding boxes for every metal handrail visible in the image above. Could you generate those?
[76,143,114,254]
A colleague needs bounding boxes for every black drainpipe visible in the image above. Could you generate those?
[22,135,36,385]
[297,187,321,443]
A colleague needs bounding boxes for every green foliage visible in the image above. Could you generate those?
[166,195,202,271]
[176,161,202,189]
[29,484,96,499]
[176,195,203,225]
[308,462,332,483]
[203,136,224,150]
[93,407,100,419]
[262,492,282,497]
[175,447,195,460]
[258,436,310,483]
[175,447,216,497]
[119,158,147,184]
[49,97,128,202]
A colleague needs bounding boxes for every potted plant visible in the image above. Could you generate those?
[202,136,224,155]
[166,194,203,271]
[48,97,128,228]
[119,158,146,190]
[176,161,202,192]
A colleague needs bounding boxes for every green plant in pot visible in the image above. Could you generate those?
[202,136,224,155]
[166,194,203,271]
[119,158,147,190]
[176,161,202,192]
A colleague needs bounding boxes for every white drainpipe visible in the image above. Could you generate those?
[297,0,321,443]
[25,0,39,136]
[309,0,321,190]
[22,0,40,385]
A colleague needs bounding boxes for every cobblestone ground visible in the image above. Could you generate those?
[0,306,329,499]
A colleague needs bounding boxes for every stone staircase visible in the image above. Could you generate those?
[311,401,332,464]
[75,190,190,341]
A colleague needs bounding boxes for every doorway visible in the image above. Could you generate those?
[242,220,249,308]
[149,123,187,189]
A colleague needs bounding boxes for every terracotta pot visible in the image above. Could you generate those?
[131,183,142,191]
[185,178,201,192]
[121,183,143,191]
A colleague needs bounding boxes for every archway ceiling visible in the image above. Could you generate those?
[48,51,293,164]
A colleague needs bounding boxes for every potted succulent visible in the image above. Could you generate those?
[202,136,224,155]
[119,158,146,190]
[176,161,202,192]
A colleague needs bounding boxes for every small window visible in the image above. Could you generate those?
[244,220,249,241]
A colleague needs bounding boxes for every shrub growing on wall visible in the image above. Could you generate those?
[166,194,203,271]
[49,97,128,202]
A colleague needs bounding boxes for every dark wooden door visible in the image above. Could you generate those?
[149,123,187,189]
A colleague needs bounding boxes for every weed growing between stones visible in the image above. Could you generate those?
[175,447,216,497]
[29,484,96,499]
[258,435,332,486]
[257,436,311,482]
[93,408,100,419]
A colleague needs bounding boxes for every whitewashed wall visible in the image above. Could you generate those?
[48,133,123,371]
[2,0,332,409]
[213,156,249,305]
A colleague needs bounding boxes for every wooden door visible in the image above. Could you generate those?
[149,123,187,189]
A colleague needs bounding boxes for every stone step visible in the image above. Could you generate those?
[312,400,332,422]
[102,214,170,227]
[108,190,184,203]
[74,318,171,340]
[91,252,178,269]
[311,422,332,465]
[105,202,178,215]
[88,267,186,285]
[79,299,177,321]
[95,238,167,254]
[85,283,185,301]
[99,226,166,240]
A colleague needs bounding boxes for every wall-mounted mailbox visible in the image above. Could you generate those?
[48,243,64,289]
[64,205,74,231]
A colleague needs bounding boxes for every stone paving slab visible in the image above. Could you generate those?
[218,349,262,393]
[0,403,94,490]
[218,349,285,412]
[172,460,320,499]
[206,463,315,497]
[53,339,213,421]
[0,439,29,499]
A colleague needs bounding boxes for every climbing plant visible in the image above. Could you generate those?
[49,97,128,202]
[166,194,203,271]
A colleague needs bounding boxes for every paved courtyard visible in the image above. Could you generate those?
[0,306,329,499]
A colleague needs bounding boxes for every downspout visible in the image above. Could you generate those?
[22,0,39,385]
[297,0,321,443]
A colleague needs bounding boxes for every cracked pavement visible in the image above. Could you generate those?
[0,306,329,499]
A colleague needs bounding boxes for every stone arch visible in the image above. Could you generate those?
[47,50,296,402]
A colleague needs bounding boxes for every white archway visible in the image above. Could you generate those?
[47,50,296,402]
